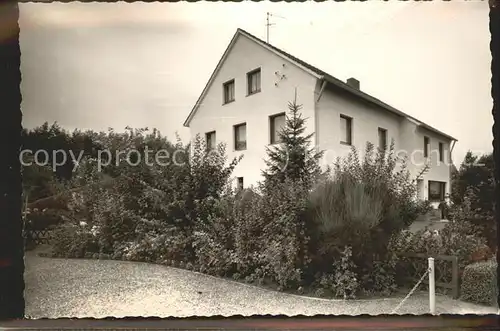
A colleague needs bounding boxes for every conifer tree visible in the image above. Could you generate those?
[262,91,324,189]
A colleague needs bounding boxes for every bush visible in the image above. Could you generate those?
[460,260,498,306]
[24,208,69,231]
[389,225,487,272]
[318,246,360,299]
[192,192,238,276]
[48,127,242,264]
[120,227,192,264]
[307,174,384,268]
[64,173,140,255]
[51,223,100,258]
[451,152,495,248]
[192,230,237,277]
[305,142,430,294]
[229,179,310,290]
[359,254,398,296]
[334,141,430,240]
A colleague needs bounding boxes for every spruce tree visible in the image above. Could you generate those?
[262,91,324,190]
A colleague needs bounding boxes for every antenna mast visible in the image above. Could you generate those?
[266,12,274,43]
[266,12,286,43]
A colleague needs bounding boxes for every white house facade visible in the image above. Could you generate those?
[184,28,457,205]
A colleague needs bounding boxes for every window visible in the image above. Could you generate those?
[270,113,286,144]
[340,115,352,145]
[439,142,444,162]
[205,131,216,151]
[247,68,261,95]
[424,136,430,158]
[428,181,446,201]
[378,128,387,151]
[234,123,247,151]
[223,79,235,104]
[237,177,244,191]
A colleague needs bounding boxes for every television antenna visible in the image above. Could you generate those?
[266,12,286,43]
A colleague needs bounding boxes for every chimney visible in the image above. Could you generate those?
[346,77,360,90]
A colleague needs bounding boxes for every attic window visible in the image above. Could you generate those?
[247,68,261,95]
[223,79,235,104]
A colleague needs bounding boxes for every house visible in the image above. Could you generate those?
[183,28,457,206]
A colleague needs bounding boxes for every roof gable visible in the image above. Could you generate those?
[182,28,321,127]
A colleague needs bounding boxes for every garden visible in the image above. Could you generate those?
[22,100,497,308]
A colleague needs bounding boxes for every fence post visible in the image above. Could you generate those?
[451,256,459,299]
[428,257,436,315]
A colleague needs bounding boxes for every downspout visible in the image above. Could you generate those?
[315,78,327,153]
[449,139,457,200]
[450,139,457,154]
[316,78,327,103]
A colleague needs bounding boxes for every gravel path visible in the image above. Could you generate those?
[24,251,498,318]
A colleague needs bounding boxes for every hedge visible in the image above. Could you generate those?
[460,259,498,306]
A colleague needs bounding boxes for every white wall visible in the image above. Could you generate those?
[188,34,453,196]
[316,85,402,170]
[316,87,452,204]
[412,126,453,201]
[189,34,318,188]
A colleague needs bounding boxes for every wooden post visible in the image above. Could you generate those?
[429,257,436,315]
[451,256,459,299]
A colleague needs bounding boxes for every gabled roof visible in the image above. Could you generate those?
[182,28,322,128]
[183,28,457,142]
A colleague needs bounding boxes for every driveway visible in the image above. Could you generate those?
[24,251,498,318]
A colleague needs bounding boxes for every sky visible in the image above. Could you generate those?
[19,1,492,164]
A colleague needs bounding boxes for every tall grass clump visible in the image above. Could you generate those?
[305,141,431,295]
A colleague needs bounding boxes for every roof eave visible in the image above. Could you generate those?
[323,76,407,118]
[183,29,243,128]
[322,78,457,142]
[417,123,457,142]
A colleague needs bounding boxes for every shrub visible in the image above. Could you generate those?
[65,173,140,255]
[232,188,266,275]
[389,225,487,272]
[460,260,498,306]
[307,175,384,268]
[192,192,238,276]
[331,141,431,242]
[51,223,100,258]
[451,152,494,212]
[49,127,242,265]
[256,179,310,289]
[359,254,398,296]
[318,246,360,299]
[24,208,68,231]
[22,162,62,203]
[451,152,495,248]
[230,179,310,289]
[192,230,237,277]
[388,219,489,292]
[305,142,430,294]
